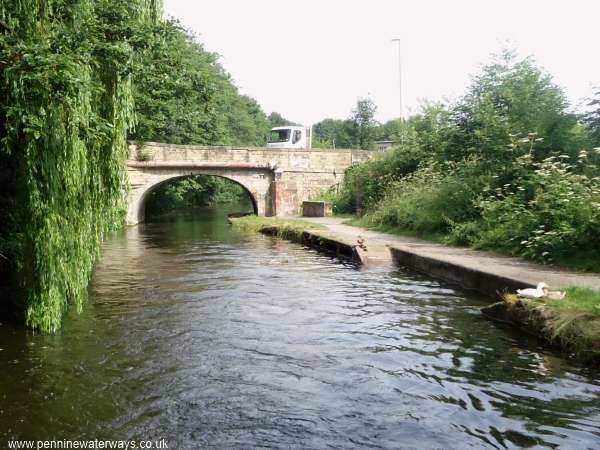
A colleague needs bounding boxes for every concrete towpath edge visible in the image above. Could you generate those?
[248,216,600,363]
[282,216,600,298]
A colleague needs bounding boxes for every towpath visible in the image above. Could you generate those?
[300,217,600,295]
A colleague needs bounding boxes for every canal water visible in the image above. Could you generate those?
[1,204,599,449]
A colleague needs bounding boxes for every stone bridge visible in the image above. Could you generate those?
[126,143,374,225]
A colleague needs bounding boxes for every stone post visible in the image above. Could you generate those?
[355,176,364,216]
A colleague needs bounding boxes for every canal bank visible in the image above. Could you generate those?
[234,216,600,292]
[231,215,600,362]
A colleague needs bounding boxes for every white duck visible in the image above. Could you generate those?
[517,282,549,299]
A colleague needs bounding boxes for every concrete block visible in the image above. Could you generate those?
[302,201,333,217]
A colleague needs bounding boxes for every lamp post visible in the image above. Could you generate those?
[391,38,402,120]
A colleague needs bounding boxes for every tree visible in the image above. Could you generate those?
[350,97,379,150]
[312,118,354,149]
[130,20,272,147]
[376,119,403,142]
[0,0,160,331]
[128,18,277,223]
[130,20,225,145]
[585,88,600,145]
[267,112,298,128]
[447,49,579,164]
[222,94,271,146]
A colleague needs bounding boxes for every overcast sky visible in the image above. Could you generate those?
[163,0,600,125]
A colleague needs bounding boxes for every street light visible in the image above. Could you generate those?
[391,38,402,120]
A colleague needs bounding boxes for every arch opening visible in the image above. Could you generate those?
[138,174,258,223]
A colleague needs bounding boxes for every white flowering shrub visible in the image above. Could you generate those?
[472,151,600,263]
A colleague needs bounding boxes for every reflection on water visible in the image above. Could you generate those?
[1,205,599,449]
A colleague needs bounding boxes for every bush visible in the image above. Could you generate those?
[331,131,428,214]
[0,0,160,332]
[465,153,600,265]
[145,175,249,218]
[363,158,490,234]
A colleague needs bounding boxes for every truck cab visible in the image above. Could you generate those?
[266,126,311,149]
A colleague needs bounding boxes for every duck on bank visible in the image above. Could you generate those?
[482,287,600,364]
[516,282,566,300]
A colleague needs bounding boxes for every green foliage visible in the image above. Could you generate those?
[461,152,600,267]
[446,50,580,165]
[350,97,379,150]
[328,50,599,270]
[127,20,282,218]
[230,216,325,234]
[0,3,279,330]
[267,112,298,128]
[129,19,272,146]
[313,100,450,152]
[374,119,402,142]
[328,124,433,214]
[312,97,380,149]
[504,291,600,362]
[365,158,490,234]
[552,287,600,319]
[312,118,355,149]
[585,88,600,145]
[223,94,271,146]
[0,0,160,331]
[145,175,249,218]
[135,147,152,161]
[129,19,223,144]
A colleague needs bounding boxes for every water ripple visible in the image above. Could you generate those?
[1,213,599,449]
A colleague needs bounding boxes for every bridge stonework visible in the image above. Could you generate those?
[126,143,374,225]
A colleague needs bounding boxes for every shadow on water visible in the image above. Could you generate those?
[1,203,599,449]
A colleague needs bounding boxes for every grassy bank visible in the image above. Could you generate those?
[230,216,362,262]
[502,288,600,362]
[230,216,326,235]
[344,215,600,272]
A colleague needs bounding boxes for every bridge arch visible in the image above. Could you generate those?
[137,174,259,223]
[127,165,273,224]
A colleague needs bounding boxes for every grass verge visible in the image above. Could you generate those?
[342,215,600,272]
[503,288,600,362]
[230,216,326,235]
[231,215,361,263]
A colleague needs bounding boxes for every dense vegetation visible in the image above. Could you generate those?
[1,0,596,335]
[585,88,600,144]
[0,2,288,330]
[144,175,249,219]
[0,0,161,332]
[130,19,274,147]
[327,51,600,270]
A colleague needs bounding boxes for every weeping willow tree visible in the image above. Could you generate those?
[0,0,160,332]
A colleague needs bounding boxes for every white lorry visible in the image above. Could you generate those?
[266,125,312,149]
